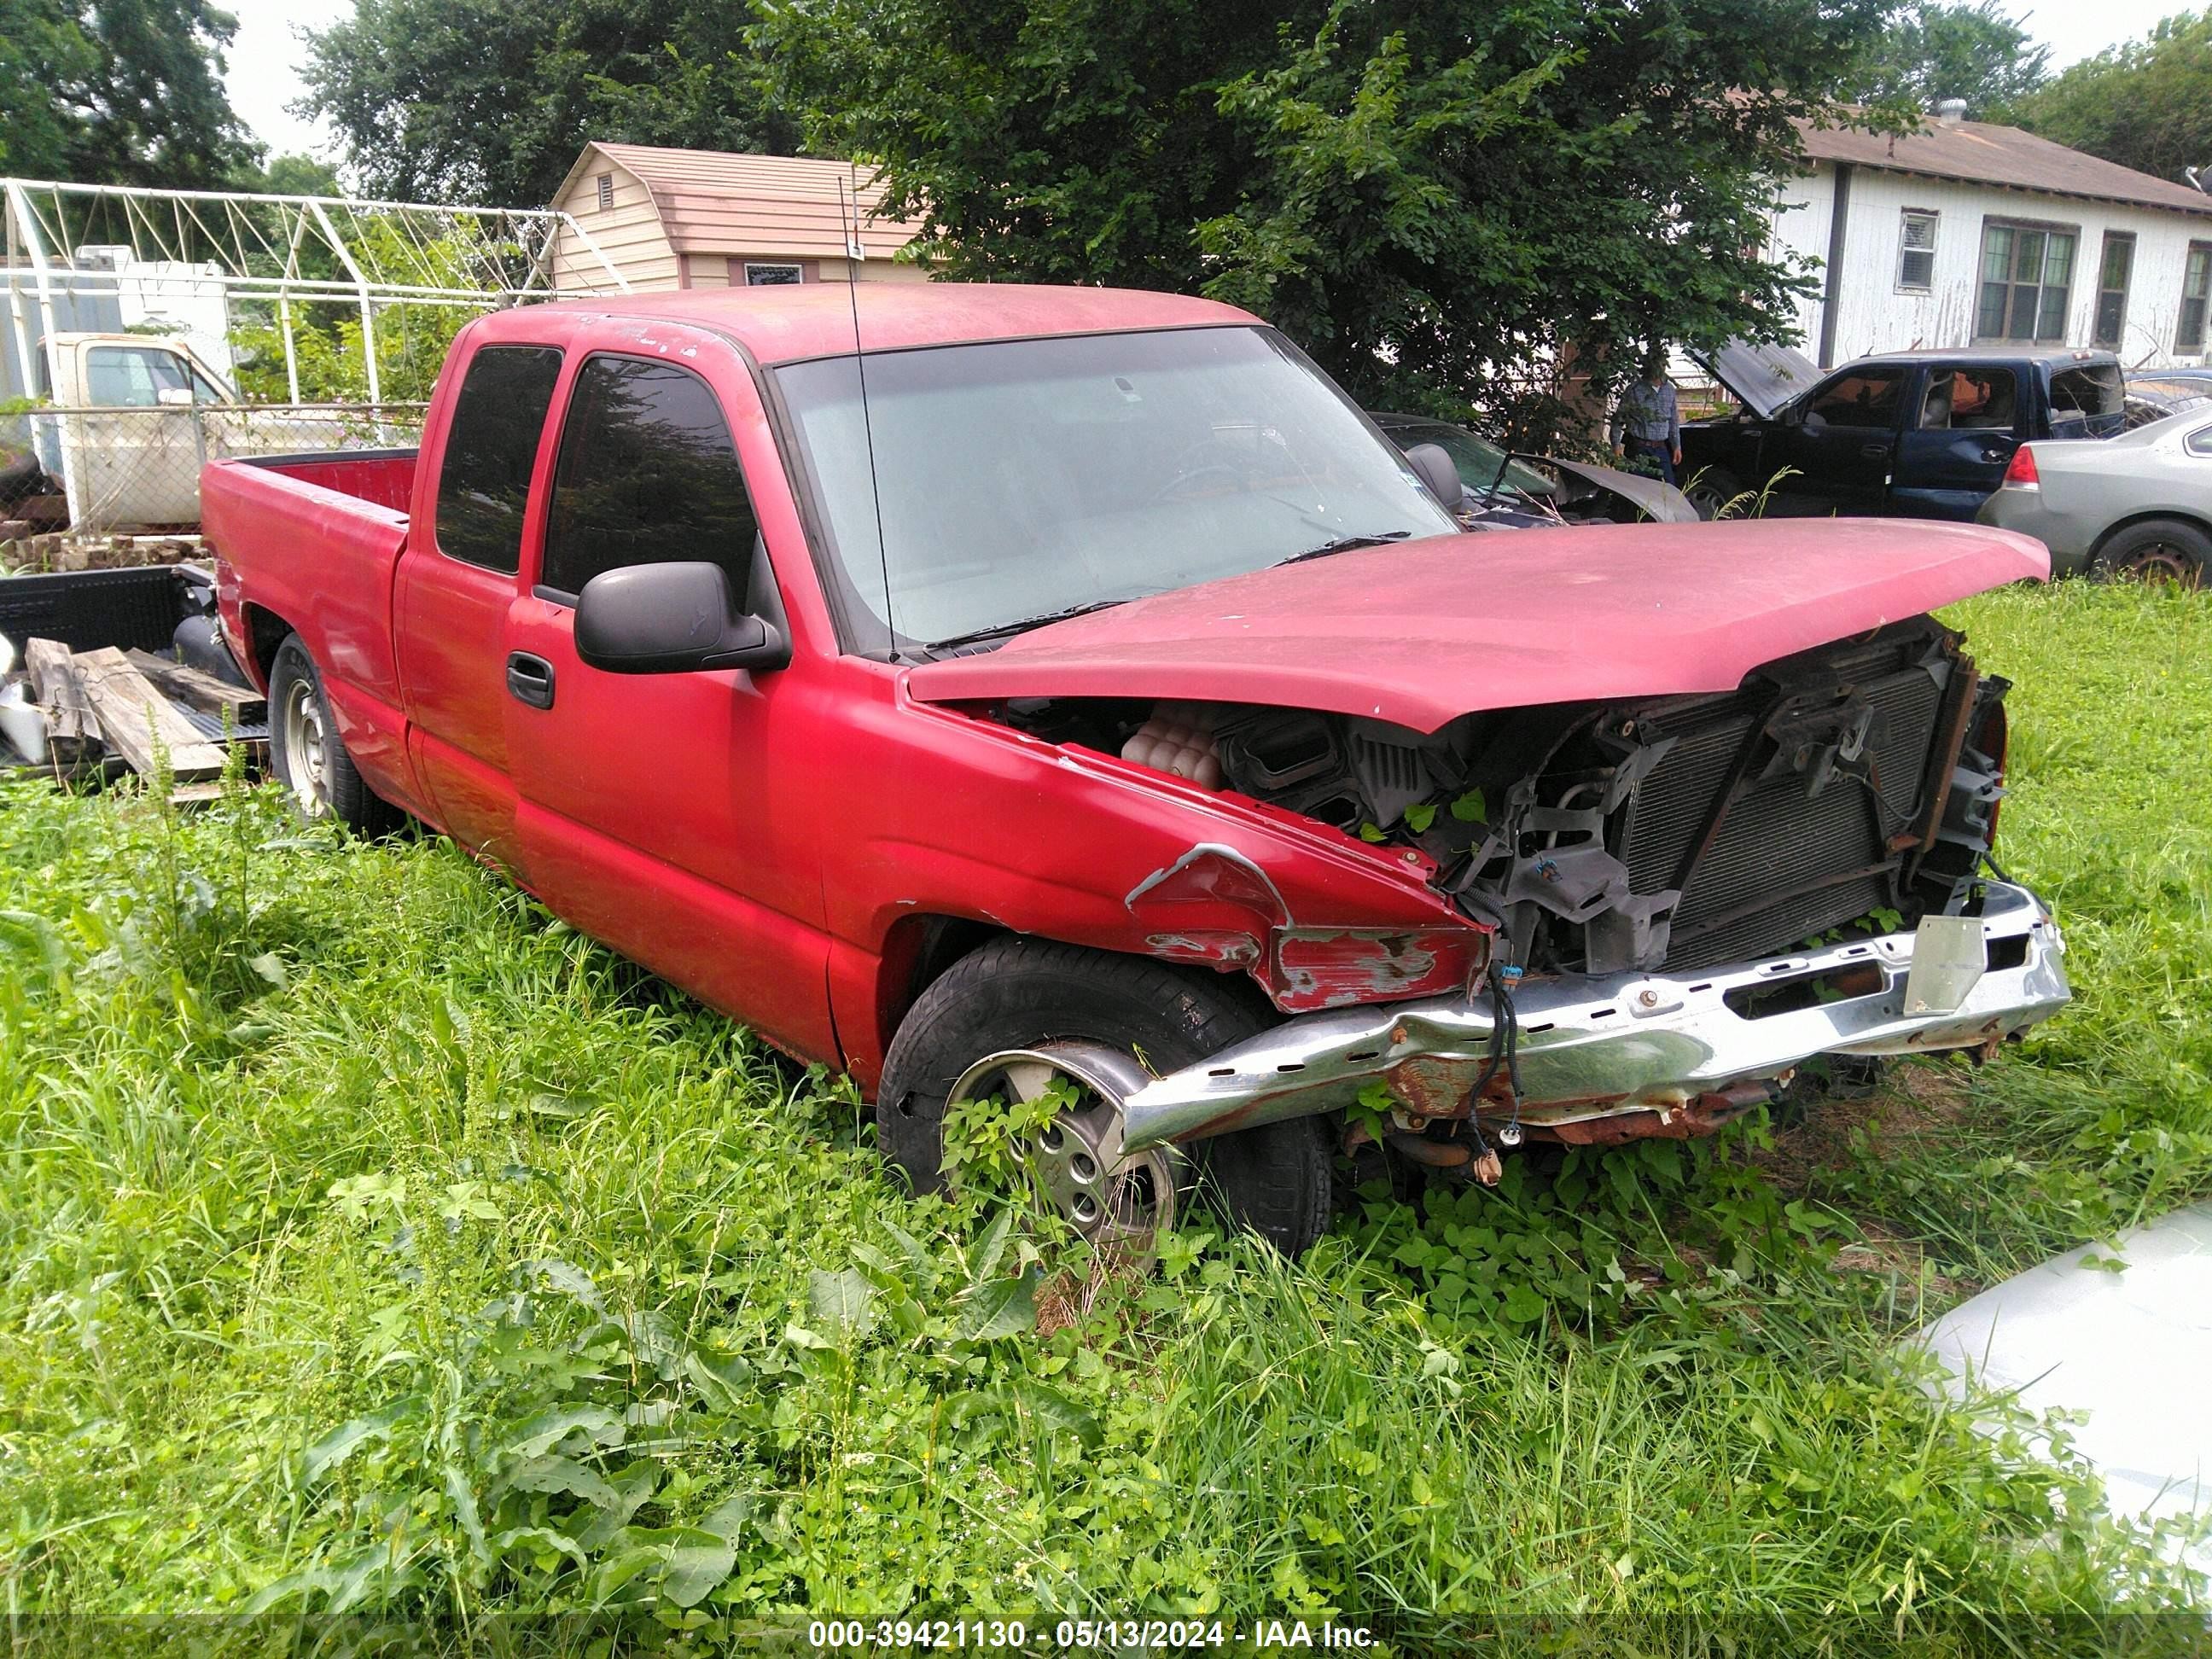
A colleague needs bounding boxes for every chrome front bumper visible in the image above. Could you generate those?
[1121,882,2069,1150]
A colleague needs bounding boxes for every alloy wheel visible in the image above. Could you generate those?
[280,677,331,816]
[948,1043,1179,1242]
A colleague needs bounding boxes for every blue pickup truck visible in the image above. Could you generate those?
[1678,342,2126,521]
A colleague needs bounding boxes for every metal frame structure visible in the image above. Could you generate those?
[3,177,627,407]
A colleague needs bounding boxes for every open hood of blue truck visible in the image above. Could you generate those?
[1692,340,1825,420]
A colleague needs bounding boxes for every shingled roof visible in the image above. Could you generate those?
[1796,116,2212,218]
[557,143,927,261]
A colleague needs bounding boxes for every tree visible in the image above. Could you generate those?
[0,0,96,178]
[2011,10,2212,184]
[763,0,1891,424]
[1848,0,2048,115]
[0,0,256,186]
[298,0,795,207]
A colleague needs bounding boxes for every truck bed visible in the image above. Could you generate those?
[201,449,420,806]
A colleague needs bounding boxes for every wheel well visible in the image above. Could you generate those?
[241,602,295,687]
[875,914,1005,1053]
[2089,510,2212,561]
[870,915,1281,1059]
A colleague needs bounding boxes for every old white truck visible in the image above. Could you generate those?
[6,333,385,534]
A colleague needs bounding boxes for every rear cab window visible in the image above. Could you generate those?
[538,355,762,605]
[2049,361,2125,434]
[434,344,564,572]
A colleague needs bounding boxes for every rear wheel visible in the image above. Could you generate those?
[876,938,1333,1256]
[268,635,401,833]
[2093,518,2209,588]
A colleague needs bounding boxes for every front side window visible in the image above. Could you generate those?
[434,344,563,573]
[540,356,760,600]
[2093,232,2135,349]
[2178,243,2212,354]
[1918,366,2017,431]
[1897,210,1938,292]
[1976,221,2076,343]
[1802,367,1906,428]
[84,345,189,406]
[2186,424,2212,457]
[775,326,1456,654]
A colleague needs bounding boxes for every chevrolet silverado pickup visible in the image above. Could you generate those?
[1680,341,2125,522]
[201,285,2070,1255]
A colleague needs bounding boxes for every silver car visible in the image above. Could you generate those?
[1978,405,2212,585]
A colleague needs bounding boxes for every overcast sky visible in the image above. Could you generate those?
[219,0,2199,187]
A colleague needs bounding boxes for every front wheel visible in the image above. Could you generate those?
[1684,466,1743,522]
[876,938,1333,1256]
[2093,518,2208,588]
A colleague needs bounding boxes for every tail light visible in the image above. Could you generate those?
[2003,445,2039,487]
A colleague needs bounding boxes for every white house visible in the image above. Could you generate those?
[545,143,928,295]
[1770,107,2212,370]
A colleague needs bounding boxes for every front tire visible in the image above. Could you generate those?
[268,634,400,833]
[876,938,1333,1256]
[1685,466,1743,521]
[2092,517,2208,587]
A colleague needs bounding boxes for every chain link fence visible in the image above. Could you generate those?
[2,403,427,542]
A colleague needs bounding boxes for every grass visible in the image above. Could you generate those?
[1,580,2209,1651]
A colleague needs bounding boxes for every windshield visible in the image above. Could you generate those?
[1381,417,1554,498]
[774,326,1458,652]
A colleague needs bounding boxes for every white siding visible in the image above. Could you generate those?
[550,163,678,293]
[1774,163,2212,369]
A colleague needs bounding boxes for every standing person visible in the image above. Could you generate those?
[1611,355,1682,485]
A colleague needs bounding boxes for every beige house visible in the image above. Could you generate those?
[547,143,928,294]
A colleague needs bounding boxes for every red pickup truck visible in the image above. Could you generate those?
[202,284,2070,1254]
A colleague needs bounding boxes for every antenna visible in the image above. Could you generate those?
[840,170,897,654]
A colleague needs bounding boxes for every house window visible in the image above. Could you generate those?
[1896,210,1938,292]
[1976,220,2076,343]
[2093,232,2134,349]
[596,172,614,212]
[2178,243,2212,354]
[744,263,803,286]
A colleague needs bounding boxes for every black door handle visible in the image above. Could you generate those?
[506,651,556,709]
[1860,442,1890,458]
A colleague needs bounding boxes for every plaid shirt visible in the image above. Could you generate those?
[1612,379,1680,448]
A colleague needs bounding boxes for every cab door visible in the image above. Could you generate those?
[65,341,204,529]
[394,336,566,865]
[1772,363,1911,516]
[499,324,838,1062]
[1889,363,2023,520]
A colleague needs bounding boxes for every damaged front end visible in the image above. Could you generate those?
[996,613,2064,1153]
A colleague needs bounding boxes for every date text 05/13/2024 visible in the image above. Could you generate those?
[805,1619,1377,1649]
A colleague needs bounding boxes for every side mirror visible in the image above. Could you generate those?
[1403,441,1466,509]
[156,386,194,407]
[574,561,790,675]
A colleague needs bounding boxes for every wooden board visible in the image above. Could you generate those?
[23,637,100,755]
[73,647,226,780]
[124,649,267,725]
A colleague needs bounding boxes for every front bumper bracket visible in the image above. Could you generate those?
[1120,881,2069,1150]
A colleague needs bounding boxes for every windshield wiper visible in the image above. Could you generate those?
[923,597,1136,655]
[1274,529,1414,567]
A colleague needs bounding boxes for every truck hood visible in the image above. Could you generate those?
[1690,339,1824,420]
[905,519,2049,734]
